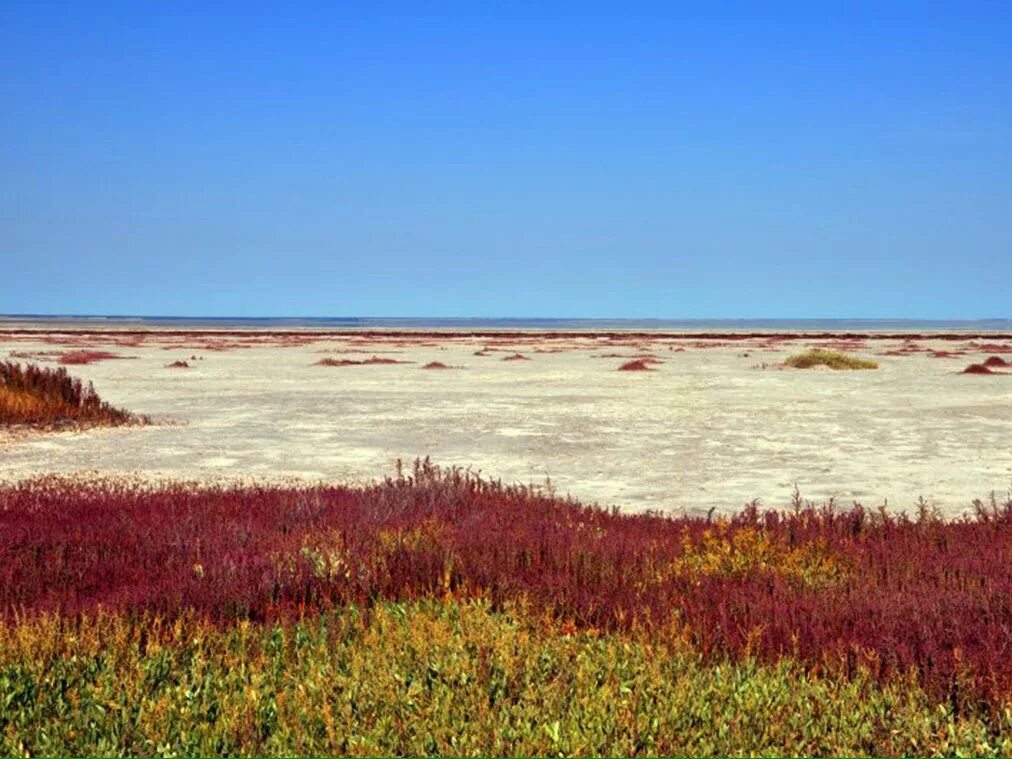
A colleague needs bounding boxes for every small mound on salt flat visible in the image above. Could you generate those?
[962,363,994,375]
[618,359,654,372]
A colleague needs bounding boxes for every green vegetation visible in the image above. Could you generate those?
[2,600,1010,757]
[784,348,879,370]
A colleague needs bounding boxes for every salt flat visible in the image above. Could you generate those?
[2,331,1010,516]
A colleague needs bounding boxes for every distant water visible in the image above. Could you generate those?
[1,315,1010,331]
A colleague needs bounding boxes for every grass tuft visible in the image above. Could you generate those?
[784,348,878,370]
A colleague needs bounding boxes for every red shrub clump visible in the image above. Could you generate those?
[501,353,531,361]
[983,356,1011,368]
[618,359,653,371]
[59,350,125,365]
[962,364,995,374]
[421,361,458,370]
[166,360,190,369]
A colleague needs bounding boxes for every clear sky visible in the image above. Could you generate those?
[2,2,1010,318]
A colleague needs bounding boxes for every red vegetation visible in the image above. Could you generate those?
[5,334,148,349]
[421,361,458,370]
[618,359,654,371]
[3,329,1009,347]
[983,356,1011,368]
[965,342,1012,353]
[962,364,995,374]
[166,360,190,369]
[880,344,975,360]
[501,353,531,361]
[0,361,143,428]
[3,462,1012,711]
[59,350,126,365]
[881,343,930,357]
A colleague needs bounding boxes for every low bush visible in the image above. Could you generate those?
[963,363,995,374]
[785,349,878,370]
[58,350,125,365]
[0,361,143,428]
[618,359,654,371]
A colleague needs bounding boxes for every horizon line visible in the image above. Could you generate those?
[3,314,1011,324]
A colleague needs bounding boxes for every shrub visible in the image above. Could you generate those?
[618,359,653,371]
[785,349,878,370]
[58,350,125,365]
[963,363,995,374]
[0,361,142,428]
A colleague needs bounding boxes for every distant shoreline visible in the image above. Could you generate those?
[3,328,1012,341]
[1,314,1010,336]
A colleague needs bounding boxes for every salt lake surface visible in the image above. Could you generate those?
[2,328,1010,516]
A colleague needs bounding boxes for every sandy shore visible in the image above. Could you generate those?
[2,329,1010,516]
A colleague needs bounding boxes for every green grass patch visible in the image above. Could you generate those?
[784,348,878,370]
[1,601,1010,757]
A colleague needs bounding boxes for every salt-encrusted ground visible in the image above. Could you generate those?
[2,329,1009,515]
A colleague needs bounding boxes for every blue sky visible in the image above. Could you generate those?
[2,2,1010,318]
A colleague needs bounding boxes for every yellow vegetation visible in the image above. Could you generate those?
[784,349,878,370]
